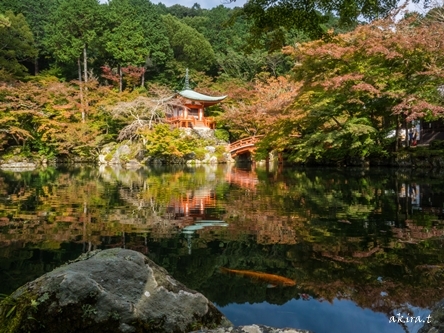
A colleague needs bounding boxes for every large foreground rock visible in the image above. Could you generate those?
[0,249,230,333]
[190,324,312,333]
[418,299,444,333]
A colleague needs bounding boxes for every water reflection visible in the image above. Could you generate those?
[182,220,228,254]
[1,165,444,333]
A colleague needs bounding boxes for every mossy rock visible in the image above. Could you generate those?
[0,249,230,333]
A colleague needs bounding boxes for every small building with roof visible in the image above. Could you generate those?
[167,70,227,129]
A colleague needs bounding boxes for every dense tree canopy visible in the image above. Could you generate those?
[239,0,418,39]
[1,0,444,164]
[102,0,172,90]
[0,14,9,28]
[257,14,444,163]
[161,14,216,72]
[0,0,56,74]
[104,0,172,69]
[44,0,101,77]
[0,11,37,79]
[182,6,248,54]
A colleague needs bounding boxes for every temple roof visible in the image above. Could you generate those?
[178,89,227,103]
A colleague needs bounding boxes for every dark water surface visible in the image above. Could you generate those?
[1,164,444,333]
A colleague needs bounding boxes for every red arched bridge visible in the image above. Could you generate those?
[228,135,263,157]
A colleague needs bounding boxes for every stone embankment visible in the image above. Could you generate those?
[0,155,48,171]
[97,141,234,168]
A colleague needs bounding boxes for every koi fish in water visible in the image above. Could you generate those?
[220,267,296,287]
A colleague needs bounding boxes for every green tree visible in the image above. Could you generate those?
[182,6,249,55]
[217,48,266,81]
[239,0,410,40]
[161,14,216,72]
[102,0,172,92]
[0,10,37,79]
[181,6,297,78]
[273,15,444,164]
[0,13,10,28]
[142,123,198,160]
[0,0,57,75]
[165,3,202,18]
[44,0,101,83]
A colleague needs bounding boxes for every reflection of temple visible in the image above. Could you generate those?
[166,188,220,220]
[167,69,226,129]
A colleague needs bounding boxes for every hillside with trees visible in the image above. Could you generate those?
[1,0,444,165]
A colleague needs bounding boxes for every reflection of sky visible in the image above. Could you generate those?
[216,298,430,333]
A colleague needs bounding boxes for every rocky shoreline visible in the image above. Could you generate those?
[190,325,311,333]
[0,249,311,333]
[0,249,228,333]
[2,147,444,171]
[1,248,441,333]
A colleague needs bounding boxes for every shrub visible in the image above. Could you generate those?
[429,140,444,149]
[214,129,229,142]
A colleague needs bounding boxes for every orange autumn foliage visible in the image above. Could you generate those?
[221,76,301,140]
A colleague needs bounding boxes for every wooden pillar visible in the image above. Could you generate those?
[199,107,203,121]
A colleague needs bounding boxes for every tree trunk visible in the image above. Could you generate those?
[34,57,39,76]
[404,118,409,147]
[78,57,82,82]
[78,57,85,123]
[83,45,88,83]
[119,64,123,93]
[83,45,89,122]
[141,67,145,88]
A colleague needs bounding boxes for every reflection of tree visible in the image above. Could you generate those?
[256,167,388,222]
[0,165,230,250]
[104,164,229,223]
[153,234,444,321]
[0,165,231,294]
[0,241,84,295]
[2,165,444,325]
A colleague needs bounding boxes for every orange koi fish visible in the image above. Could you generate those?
[220,267,296,287]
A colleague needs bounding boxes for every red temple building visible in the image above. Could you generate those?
[167,70,227,129]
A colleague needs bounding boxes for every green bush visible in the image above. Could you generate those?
[193,147,207,160]
[214,129,229,142]
[429,140,444,149]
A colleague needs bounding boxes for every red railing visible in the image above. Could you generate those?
[166,116,216,129]
[228,135,264,154]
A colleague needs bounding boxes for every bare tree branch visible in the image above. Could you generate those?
[112,85,185,141]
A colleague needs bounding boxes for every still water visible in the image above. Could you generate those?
[1,164,444,333]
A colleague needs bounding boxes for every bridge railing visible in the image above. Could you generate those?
[229,135,264,152]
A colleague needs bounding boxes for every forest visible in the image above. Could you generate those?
[1,0,444,164]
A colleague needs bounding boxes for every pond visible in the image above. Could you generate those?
[1,163,444,333]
